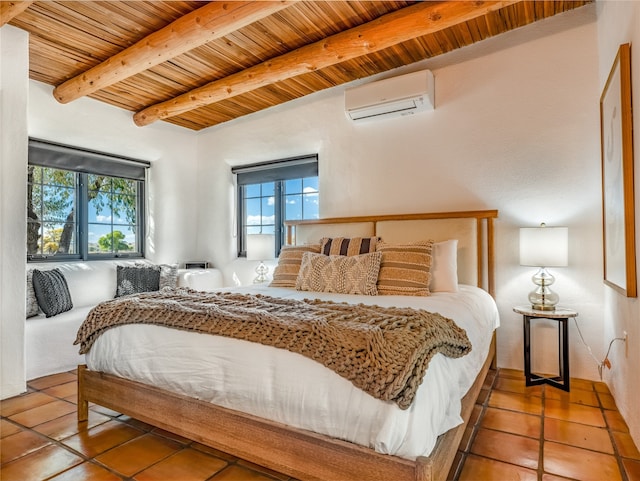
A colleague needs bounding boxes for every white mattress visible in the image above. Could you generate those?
[85,284,499,459]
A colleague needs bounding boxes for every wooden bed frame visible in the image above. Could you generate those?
[78,209,498,481]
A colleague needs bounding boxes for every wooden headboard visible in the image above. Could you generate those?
[285,210,498,296]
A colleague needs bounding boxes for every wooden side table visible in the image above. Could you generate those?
[513,306,578,392]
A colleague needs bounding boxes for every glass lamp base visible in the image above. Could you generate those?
[528,267,559,311]
[253,261,269,284]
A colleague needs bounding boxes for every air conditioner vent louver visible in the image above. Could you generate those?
[345,70,434,122]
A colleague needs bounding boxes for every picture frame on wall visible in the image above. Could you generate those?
[600,43,636,297]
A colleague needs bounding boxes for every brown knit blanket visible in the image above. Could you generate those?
[75,288,471,409]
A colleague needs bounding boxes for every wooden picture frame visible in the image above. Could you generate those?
[600,43,636,297]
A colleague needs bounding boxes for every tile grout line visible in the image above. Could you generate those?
[20,373,289,481]
[9,377,138,481]
[600,389,630,481]
[537,384,546,481]
[8,374,157,480]
[447,371,637,480]
[5,370,637,481]
[2,394,92,477]
[451,369,497,481]
[449,373,478,480]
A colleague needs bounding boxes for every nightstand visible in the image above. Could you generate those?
[513,306,578,392]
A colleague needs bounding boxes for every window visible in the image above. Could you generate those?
[27,166,78,257]
[87,174,141,255]
[233,155,319,256]
[27,139,148,261]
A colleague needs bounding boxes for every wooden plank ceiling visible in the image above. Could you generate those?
[4,0,592,131]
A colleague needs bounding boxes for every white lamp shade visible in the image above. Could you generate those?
[246,234,275,261]
[520,226,568,267]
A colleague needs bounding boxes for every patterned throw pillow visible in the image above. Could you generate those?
[269,244,322,288]
[320,236,378,256]
[376,240,434,296]
[296,251,382,296]
[32,268,73,318]
[135,262,178,290]
[115,265,161,297]
[159,263,179,289]
[26,269,40,318]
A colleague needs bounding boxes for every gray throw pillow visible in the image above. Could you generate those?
[26,269,40,318]
[116,265,161,297]
[32,268,73,318]
[159,263,178,289]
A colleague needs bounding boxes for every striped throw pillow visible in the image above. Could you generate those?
[269,244,322,288]
[296,251,382,295]
[376,240,434,296]
[320,236,378,256]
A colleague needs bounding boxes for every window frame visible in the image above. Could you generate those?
[27,139,148,262]
[233,155,318,258]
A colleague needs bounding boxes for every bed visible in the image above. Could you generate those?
[77,209,498,481]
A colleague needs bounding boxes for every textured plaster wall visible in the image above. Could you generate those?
[196,5,605,385]
[1,65,200,394]
[0,25,29,399]
[27,80,200,266]
[596,0,640,453]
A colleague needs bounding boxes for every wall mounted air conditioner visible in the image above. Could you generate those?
[345,69,434,122]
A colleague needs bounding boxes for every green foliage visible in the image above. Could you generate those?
[97,230,131,252]
[27,166,137,256]
[88,175,137,225]
[42,227,63,254]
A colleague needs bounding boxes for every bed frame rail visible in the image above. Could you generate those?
[78,335,494,481]
[78,365,417,481]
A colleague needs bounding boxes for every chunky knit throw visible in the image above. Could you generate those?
[75,288,472,409]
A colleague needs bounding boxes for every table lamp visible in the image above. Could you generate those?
[519,223,568,311]
[246,234,275,283]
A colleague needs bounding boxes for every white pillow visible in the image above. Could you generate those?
[430,240,458,292]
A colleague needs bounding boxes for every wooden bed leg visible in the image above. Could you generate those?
[490,333,498,370]
[77,365,89,421]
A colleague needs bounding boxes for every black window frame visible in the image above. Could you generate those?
[233,154,319,257]
[27,138,149,262]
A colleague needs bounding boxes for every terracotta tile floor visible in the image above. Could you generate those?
[1,369,639,481]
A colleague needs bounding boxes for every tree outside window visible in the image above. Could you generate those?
[87,175,138,254]
[27,166,77,256]
[27,166,142,260]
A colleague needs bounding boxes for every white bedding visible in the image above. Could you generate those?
[85,284,499,459]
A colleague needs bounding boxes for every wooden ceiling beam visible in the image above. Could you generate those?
[0,1,33,27]
[134,0,519,127]
[53,1,292,104]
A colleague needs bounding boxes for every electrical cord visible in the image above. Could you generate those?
[572,315,626,380]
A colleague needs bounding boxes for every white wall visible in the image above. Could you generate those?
[596,0,640,452]
[28,81,200,265]
[1,43,201,395]
[0,25,29,399]
[196,4,605,383]
[5,2,636,449]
